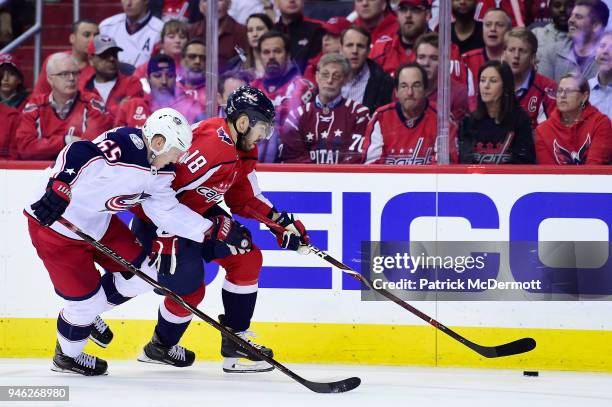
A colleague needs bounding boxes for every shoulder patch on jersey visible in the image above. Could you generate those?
[375,35,393,43]
[89,98,106,112]
[23,103,38,113]
[130,133,145,149]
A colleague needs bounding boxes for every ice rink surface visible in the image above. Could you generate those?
[1,360,612,407]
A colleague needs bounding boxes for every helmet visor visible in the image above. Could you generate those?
[251,121,274,141]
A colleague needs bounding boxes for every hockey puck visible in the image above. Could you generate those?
[523,371,539,377]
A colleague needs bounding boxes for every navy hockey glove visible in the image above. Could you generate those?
[202,215,252,262]
[271,211,310,254]
[31,179,71,226]
[148,232,178,275]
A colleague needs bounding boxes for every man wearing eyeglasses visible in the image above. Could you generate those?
[176,39,206,111]
[79,35,144,122]
[114,54,202,127]
[364,62,456,164]
[15,53,112,161]
[278,53,370,164]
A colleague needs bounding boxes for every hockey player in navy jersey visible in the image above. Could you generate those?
[26,107,251,376]
[126,86,311,372]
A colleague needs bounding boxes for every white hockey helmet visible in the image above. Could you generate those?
[142,108,193,157]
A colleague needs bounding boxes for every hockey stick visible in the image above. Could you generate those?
[55,217,361,394]
[245,209,537,359]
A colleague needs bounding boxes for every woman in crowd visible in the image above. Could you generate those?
[458,60,535,164]
[0,54,29,109]
[535,73,612,164]
[133,19,190,81]
[227,13,274,79]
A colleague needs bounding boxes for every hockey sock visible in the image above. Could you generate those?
[100,272,132,306]
[221,289,257,332]
[155,301,192,347]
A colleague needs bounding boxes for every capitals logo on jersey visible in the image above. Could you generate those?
[553,135,591,165]
[104,192,152,212]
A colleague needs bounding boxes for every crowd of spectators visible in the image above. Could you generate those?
[0,0,611,165]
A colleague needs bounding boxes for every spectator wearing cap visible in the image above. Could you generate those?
[274,0,325,74]
[538,0,609,83]
[532,0,573,64]
[79,35,144,121]
[99,0,164,67]
[303,16,351,84]
[189,0,248,73]
[589,31,612,120]
[0,54,29,110]
[226,13,275,79]
[370,0,433,75]
[0,103,20,160]
[353,0,400,46]
[340,26,395,113]
[33,19,99,96]
[451,0,485,55]
[114,54,202,127]
[15,53,112,161]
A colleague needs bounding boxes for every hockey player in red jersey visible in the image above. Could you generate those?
[279,53,370,164]
[129,86,311,372]
[535,73,612,164]
[25,108,241,376]
[364,63,457,164]
[501,27,557,129]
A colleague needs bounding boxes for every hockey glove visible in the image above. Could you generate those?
[272,211,310,254]
[31,179,72,226]
[148,232,178,275]
[202,215,253,262]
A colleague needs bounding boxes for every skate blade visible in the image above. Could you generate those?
[222,357,274,373]
[51,362,108,376]
[89,335,109,349]
[137,352,167,365]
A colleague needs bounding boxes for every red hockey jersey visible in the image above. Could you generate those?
[516,71,557,129]
[354,10,400,47]
[173,117,273,219]
[475,0,526,27]
[364,101,457,164]
[114,92,203,128]
[461,47,487,111]
[279,97,370,164]
[15,91,112,160]
[535,105,612,165]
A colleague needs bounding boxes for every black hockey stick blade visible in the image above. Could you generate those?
[55,217,361,393]
[304,377,362,394]
[472,337,537,358]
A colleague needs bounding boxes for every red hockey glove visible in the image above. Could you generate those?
[148,233,178,275]
[272,211,310,254]
[202,215,253,262]
[31,179,72,226]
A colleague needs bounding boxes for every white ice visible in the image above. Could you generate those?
[1,360,612,407]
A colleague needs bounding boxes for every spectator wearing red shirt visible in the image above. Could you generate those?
[15,53,112,160]
[303,16,351,84]
[475,0,527,26]
[33,20,99,96]
[501,27,557,129]
[0,103,19,159]
[415,33,469,123]
[176,39,206,110]
[0,53,29,110]
[115,54,203,127]
[536,73,612,164]
[461,8,513,109]
[280,53,370,164]
[252,31,315,162]
[370,0,432,75]
[353,0,400,46]
[79,35,144,121]
[364,63,453,164]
